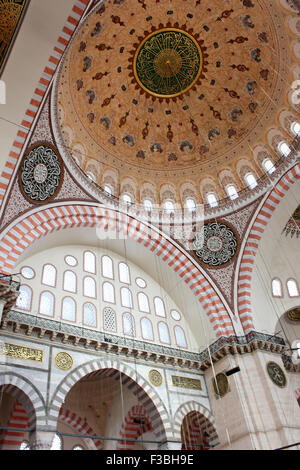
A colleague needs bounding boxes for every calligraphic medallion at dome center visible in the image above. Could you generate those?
[133,28,204,98]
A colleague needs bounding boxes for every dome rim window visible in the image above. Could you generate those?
[291,121,300,137]
[245,172,258,190]
[163,200,175,214]
[226,184,239,200]
[122,193,133,204]
[278,141,291,157]
[103,184,113,196]
[185,197,196,212]
[143,199,153,211]
[262,158,275,174]
[206,192,218,207]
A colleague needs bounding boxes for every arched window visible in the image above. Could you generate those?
[119,262,130,284]
[73,445,84,450]
[158,322,170,344]
[174,326,187,348]
[122,193,132,204]
[226,184,238,200]
[278,141,291,157]
[103,282,115,303]
[138,292,150,313]
[83,303,97,327]
[103,307,116,332]
[123,312,135,336]
[144,199,153,211]
[207,192,218,207]
[104,185,113,195]
[42,264,56,287]
[86,172,96,182]
[63,270,77,293]
[102,256,113,279]
[16,285,32,311]
[245,173,257,189]
[287,279,299,297]
[51,434,62,450]
[83,276,96,298]
[141,317,153,341]
[84,251,96,274]
[164,200,175,214]
[121,287,133,308]
[272,278,282,297]
[291,122,300,136]
[185,198,196,212]
[39,291,54,317]
[62,297,76,322]
[263,158,275,174]
[154,297,166,317]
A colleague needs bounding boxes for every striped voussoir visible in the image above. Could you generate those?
[117,405,152,450]
[0,204,233,338]
[0,374,47,427]
[58,408,103,450]
[48,359,170,442]
[0,401,29,450]
[237,163,300,335]
[173,401,217,446]
[0,0,91,211]
[295,388,300,405]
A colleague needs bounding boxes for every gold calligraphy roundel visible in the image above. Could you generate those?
[55,352,74,371]
[148,369,163,387]
[266,361,287,388]
[133,28,203,98]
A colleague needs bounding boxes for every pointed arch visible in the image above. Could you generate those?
[48,358,171,441]
[0,204,233,338]
[237,163,300,334]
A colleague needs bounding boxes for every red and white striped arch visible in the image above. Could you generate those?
[0,0,92,210]
[58,408,103,450]
[0,203,234,338]
[117,405,152,450]
[0,401,29,450]
[237,163,300,335]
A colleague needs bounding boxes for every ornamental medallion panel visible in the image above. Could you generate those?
[0,0,29,76]
[19,144,63,204]
[193,222,238,267]
[54,352,74,371]
[148,369,163,387]
[266,361,287,388]
[212,372,229,398]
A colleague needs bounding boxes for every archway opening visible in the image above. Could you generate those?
[181,410,215,450]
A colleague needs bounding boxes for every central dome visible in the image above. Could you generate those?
[133,28,204,98]
[54,0,289,204]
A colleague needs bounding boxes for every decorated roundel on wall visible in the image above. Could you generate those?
[266,361,287,388]
[19,144,63,204]
[54,352,74,371]
[193,221,238,267]
[148,369,163,387]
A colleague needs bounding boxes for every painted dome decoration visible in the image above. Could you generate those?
[54,0,295,210]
